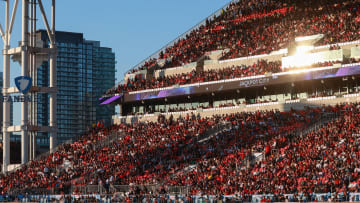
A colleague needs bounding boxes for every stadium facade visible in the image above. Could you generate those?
[36,30,116,147]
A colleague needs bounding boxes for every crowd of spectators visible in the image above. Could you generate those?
[1,96,360,201]
[108,60,281,94]
[108,0,360,95]
[127,0,360,75]
[107,57,356,95]
[0,122,120,194]
[0,113,214,195]
[158,103,360,200]
[108,0,360,97]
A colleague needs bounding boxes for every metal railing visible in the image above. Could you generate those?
[71,184,190,195]
[71,185,107,195]
[7,187,54,195]
[299,111,339,136]
[93,131,125,151]
[1,192,359,202]
[196,120,232,143]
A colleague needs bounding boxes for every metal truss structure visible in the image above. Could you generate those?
[1,0,57,172]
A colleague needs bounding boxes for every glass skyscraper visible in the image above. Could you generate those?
[36,30,116,147]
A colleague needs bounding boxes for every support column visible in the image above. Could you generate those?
[49,0,56,152]
[29,0,37,161]
[21,0,29,164]
[28,133,33,160]
[2,0,10,173]
[32,0,37,160]
[32,132,36,158]
[49,50,56,151]
[28,0,33,161]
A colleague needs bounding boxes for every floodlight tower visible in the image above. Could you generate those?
[1,0,57,173]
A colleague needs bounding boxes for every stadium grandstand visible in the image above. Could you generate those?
[2,0,360,202]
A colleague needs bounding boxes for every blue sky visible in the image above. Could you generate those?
[0,0,232,124]
[54,0,232,78]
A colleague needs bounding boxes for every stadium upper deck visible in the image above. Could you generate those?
[123,0,360,74]
[116,0,360,75]
[102,0,360,114]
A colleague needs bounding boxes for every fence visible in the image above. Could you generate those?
[196,120,232,143]
[1,192,360,202]
[71,185,190,196]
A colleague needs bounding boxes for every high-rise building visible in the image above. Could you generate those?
[36,30,116,147]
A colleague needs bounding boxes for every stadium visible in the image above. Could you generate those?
[1,0,360,202]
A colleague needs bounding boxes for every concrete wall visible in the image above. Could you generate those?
[204,53,283,71]
[154,64,196,78]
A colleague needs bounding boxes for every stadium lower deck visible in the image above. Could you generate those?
[1,97,360,202]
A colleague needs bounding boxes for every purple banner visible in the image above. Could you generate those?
[100,95,122,105]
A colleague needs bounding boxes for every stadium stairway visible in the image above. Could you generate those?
[195,55,206,74]
[92,131,125,151]
[159,120,233,182]
[197,120,232,143]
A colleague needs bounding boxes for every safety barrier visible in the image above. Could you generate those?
[2,192,360,202]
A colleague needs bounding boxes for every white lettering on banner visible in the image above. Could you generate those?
[239,78,270,87]
[0,95,32,102]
